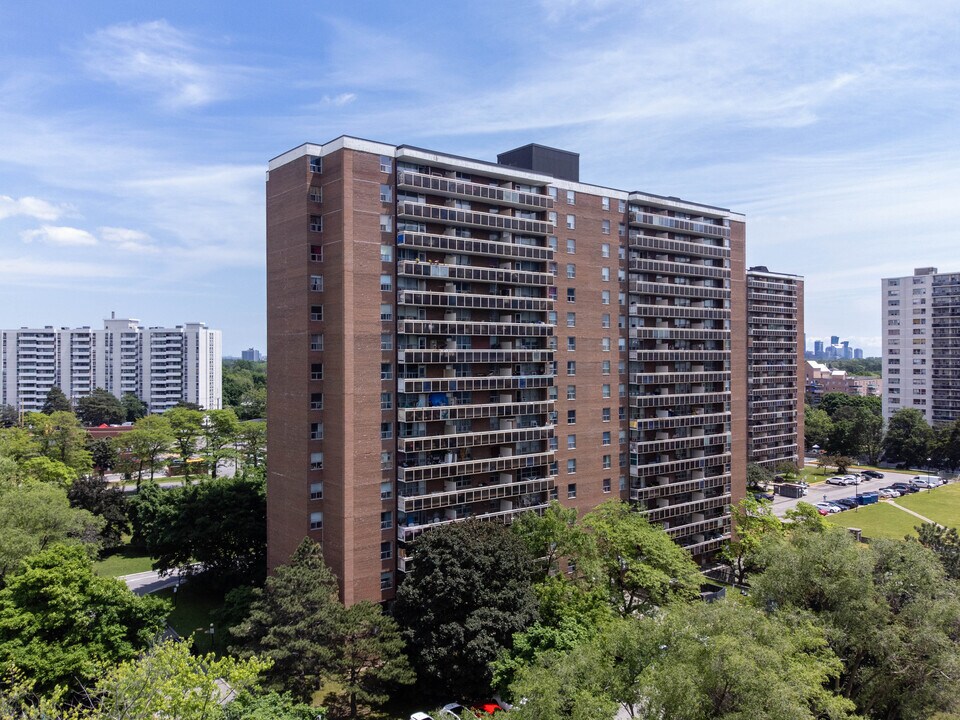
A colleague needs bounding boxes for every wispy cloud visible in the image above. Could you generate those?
[80,20,249,108]
[21,225,98,246]
[0,195,68,221]
[99,226,159,254]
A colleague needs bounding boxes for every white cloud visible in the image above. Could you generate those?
[0,195,67,221]
[99,226,159,254]
[21,225,98,246]
[81,20,247,108]
[322,92,357,107]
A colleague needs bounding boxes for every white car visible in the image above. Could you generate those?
[826,476,850,486]
[843,475,862,485]
[439,704,480,720]
[815,501,842,514]
[878,487,900,498]
[411,714,435,720]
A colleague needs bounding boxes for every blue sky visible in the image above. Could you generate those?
[1,1,958,356]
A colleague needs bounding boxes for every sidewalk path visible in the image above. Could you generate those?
[886,501,941,528]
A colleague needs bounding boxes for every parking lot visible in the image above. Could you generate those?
[769,468,940,518]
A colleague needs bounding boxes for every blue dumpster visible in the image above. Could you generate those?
[857,492,879,506]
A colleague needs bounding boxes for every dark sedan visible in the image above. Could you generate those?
[861,470,884,479]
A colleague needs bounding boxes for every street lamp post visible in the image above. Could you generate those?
[927,457,933,492]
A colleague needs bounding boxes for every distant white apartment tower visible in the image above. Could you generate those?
[0,318,222,414]
[882,267,960,425]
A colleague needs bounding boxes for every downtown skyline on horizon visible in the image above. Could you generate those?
[1,1,958,356]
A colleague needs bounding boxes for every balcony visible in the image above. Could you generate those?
[397,319,552,338]
[631,452,731,478]
[629,259,728,280]
[399,400,553,423]
[398,289,552,312]
[628,211,729,238]
[630,475,729,501]
[666,515,730,540]
[641,493,731,522]
[631,432,729,454]
[400,451,554,483]
[628,281,728,300]
[397,170,553,211]
[397,502,551,543]
[398,201,553,236]
[397,348,552,364]
[630,391,730,409]
[399,375,553,394]
[630,411,730,432]
[632,328,729,342]
[397,260,553,287]
[400,425,554,454]
[629,303,730,321]
[397,232,552,261]
[628,232,730,257]
[398,477,554,513]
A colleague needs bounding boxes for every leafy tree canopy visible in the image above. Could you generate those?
[883,407,934,468]
[40,387,71,415]
[75,388,125,427]
[120,392,147,423]
[67,475,129,549]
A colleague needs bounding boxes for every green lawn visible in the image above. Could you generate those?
[155,582,226,652]
[897,482,960,529]
[93,547,155,577]
[825,502,922,540]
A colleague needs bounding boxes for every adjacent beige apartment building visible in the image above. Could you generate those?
[267,136,762,604]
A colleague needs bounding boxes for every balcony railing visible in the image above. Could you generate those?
[397,260,553,287]
[641,493,731,521]
[398,201,553,236]
[630,475,729,501]
[628,211,730,238]
[397,502,551,543]
[629,259,728,280]
[398,319,552,338]
[629,304,730,320]
[398,400,553,423]
[398,477,554,513]
[628,281,728,300]
[397,232,552,261]
[632,452,731,478]
[399,375,553,394]
[400,425,554,454]
[398,289,552,312]
[397,170,553,210]
[628,233,730,257]
[631,432,729,454]
[399,451,554,483]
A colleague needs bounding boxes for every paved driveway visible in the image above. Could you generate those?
[770,469,935,517]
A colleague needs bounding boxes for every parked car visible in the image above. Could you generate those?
[411,714,435,720]
[814,501,842,514]
[890,482,919,494]
[878,487,900,498]
[834,498,859,510]
[472,702,506,716]
[753,491,775,501]
[910,477,938,489]
[826,476,851,486]
[440,704,481,720]
[862,470,884,479]
[843,475,862,484]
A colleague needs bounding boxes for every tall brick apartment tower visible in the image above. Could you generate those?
[745,268,805,469]
[267,137,747,604]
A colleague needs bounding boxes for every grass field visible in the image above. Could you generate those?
[897,482,960,529]
[93,547,155,577]
[155,582,226,651]
[825,502,922,540]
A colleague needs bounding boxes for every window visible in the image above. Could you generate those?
[602,360,611,375]
[548,310,558,324]
[310,452,324,470]
[567,385,577,400]
[310,481,323,499]
[602,313,611,328]
[548,186,558,199]
[567,409,576,424]
[380,274,393,291]
[602,407,611,422]
[602,197,610,211]
[566,190,576,205]
[310,334,324,351]
[381,452,392,470]
[311,363,323,381]
[311,275,324,292]
[567,361,576,376]
[601,267,610,281]
[310,392,323,410]
[601,242,610,258]
[602,455,612,470]
[380,392,392,410]
[567,337,576,351]
[567,482,577,497]
[310,511,323,530]
[566,238,576,254]
[618,222,625,237]
[566,263,576,279]
[618,199,626,212]
[380,481,393,500]
[548,211,558,225]
[380,571,393,590]
[567,459,577,475]
[380,511,393,530]
[380,304,393,321]
[380,184,392,202]
[310,215,322,232]
[602,219,610,235]
[548,236,558,251]
[380,541,392,560]
[602,384,611,399]
[602,477,611,493]
[380,155,392,173]
[619,383,626,398]
[310,422,323,440]
[309,156,322,173]
[601,290,610,305]
[380,422,393,439]
[601,337,611,352]
[380,215,393,232]
[567,434,577,450]
[602,431,611,446]
[380,244,393,262]
[566,312,576,327]
[549,436,559,450]
[311,305,323,321]
[567,288,576,303]
[310,244,322,262]
[380,333,393,350]
[380,363,392,380]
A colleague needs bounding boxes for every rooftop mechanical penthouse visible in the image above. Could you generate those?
[266,136,749,605]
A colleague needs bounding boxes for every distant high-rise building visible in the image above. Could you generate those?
[814,340,824,357]
[854,348,864,359]
[746,268,804,469]
[883,267,960,424]
[241,348,263,362]
[0,318,222,414]
[266,136,747,604]
[830,335,840,345]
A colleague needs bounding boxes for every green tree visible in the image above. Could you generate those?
[0,482,103,578]
[237,387,267,421]
[335,602,415,718]
[823,454,854,474]
[0,427,40,463]
[120,414,174,485]
[803,406,832,453]
[224,691,319,720]
[75,388,125,427]
[784,501,829,532]
[88,437,118,478]
[20,456,77,487]
[511,500,591,580]
[752,528,960,719]
[24,411,91,474]
[0,405,18,428]
[721,496,784,585]
[165,407,204,483]
[120,392,148,422]
[67,475,129,549]
[231,539,342,701]
[581,501,700,616]
[883,407,933,468]
[203,409,241,479]
[394,520,537,698]
[916,522,960,580]
[93,639,269,720]
[0,544,168,695]
[136,472,266,586]
[931,419,960,472]
[746,462,774,489]
[238,421,267,469]
[40,387,71,414]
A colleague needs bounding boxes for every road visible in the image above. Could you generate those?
[770,468,941,517]
[120,566,198,596]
